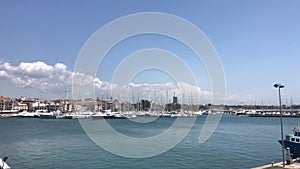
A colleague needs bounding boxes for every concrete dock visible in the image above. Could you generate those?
[252,159,300,169]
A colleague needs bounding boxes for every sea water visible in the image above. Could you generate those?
[0,115,298,169]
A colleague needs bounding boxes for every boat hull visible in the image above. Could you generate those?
[279,140,300,158]
[39,114,56,119]
[92,115,127,119]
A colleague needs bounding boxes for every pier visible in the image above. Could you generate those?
[252,159,300,169]
[235,109,300,117]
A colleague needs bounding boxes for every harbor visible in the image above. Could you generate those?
[1,115,299,169]
[1,96,300,119]
[2,96,300,168]
[2,109,300,119]
[0,86,299,168]
[2,92,300,168]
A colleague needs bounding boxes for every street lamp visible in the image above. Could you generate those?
[274,83,285,167]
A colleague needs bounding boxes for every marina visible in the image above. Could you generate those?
[2,108,300,119]
[1,110,201,119]
[1,96,300,120]
[1,0,299,168]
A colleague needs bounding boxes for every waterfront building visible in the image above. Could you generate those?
[17,97,39,111]
[173,96,178,104]
[0,96,13,111]
[12,102,28,111]
[52,99,74,112]
[47,101,61,112]
[29,101,47,112]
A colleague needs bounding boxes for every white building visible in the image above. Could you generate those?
[29,101,47,112]
[13,103,28,111]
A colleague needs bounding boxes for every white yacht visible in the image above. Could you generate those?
[11,111,40,118]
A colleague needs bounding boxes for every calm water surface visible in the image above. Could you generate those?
[0,115,298,169]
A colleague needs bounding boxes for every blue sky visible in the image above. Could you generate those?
[0,0,300,104]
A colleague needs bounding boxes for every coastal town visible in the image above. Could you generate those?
[1,95,300,119]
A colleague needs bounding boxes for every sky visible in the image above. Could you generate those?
[0,0,300,105]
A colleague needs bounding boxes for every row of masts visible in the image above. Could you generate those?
[63,82,297,109]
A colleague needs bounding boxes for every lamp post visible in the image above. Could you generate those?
[274,83,285,167]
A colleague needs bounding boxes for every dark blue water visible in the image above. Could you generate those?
[0,115,298,169]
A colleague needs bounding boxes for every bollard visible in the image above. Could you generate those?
[286,147,293,165]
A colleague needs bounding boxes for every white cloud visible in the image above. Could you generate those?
[0,60,251,104]
[225,94,257,105]
[0,61,72,93]
[0,70,8,79]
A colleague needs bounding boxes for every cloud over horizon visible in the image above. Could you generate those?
[0,60,252,104]
[0,61,71,93]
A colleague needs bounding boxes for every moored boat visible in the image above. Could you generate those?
[279,127,300,158]
[10,111,40,118]
[37,110,57,119]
